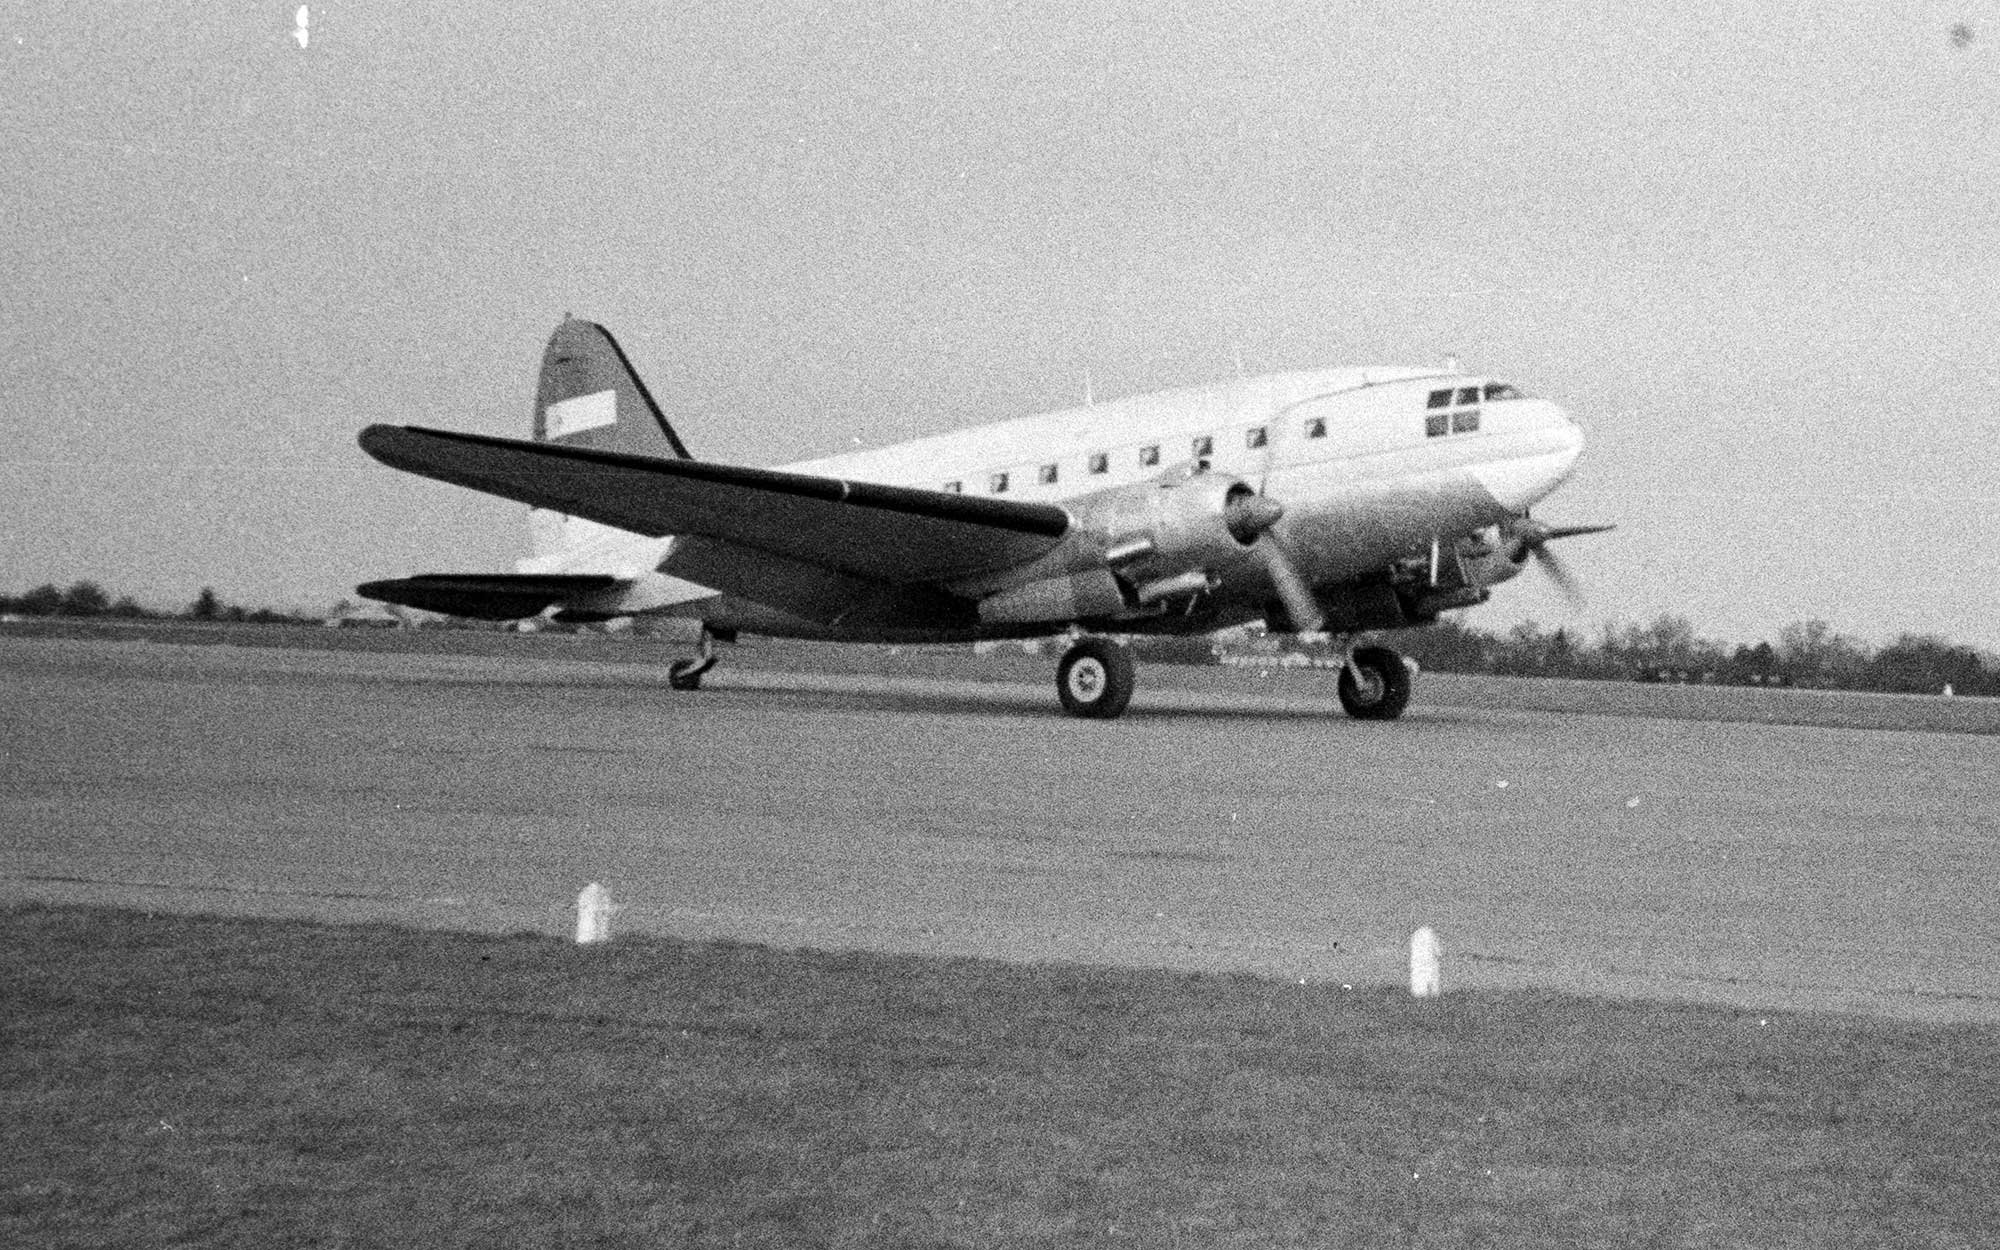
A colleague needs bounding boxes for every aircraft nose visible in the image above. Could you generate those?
[1469,398,1585,512]
[1550,404,1584,471]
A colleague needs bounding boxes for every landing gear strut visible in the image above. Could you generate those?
[668,628,720,691]
[1338,643,1412,720]
[1056,636,1136,719]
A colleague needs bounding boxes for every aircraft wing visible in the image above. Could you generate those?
[358,425,1072,585]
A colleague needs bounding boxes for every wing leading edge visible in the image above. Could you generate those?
[357,424,1072,587]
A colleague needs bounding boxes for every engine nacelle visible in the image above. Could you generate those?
[957,470,1279,626]
[1074,471,1268,589]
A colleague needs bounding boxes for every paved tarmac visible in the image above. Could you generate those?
[2,634,1994,1022]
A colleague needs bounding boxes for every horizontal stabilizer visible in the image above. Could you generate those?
[357,573,622,620]
[357,424,1070,583]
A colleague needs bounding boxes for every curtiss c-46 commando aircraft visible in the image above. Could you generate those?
[358,319,1608,719]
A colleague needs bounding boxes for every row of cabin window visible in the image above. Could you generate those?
[941,417,1332,494]
[1429,383,1521,408]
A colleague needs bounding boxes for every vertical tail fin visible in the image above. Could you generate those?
[528,318,691,562]
[534,318,692,458]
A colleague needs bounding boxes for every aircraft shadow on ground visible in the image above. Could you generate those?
[708,675,1484,725]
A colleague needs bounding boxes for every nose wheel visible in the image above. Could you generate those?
[1056,637,1136,719]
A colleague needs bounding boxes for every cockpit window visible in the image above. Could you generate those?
[1426,388,1452,409]
[1483,382,1523,402]
[1456,386,1480,406]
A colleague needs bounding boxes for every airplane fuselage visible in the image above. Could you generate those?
[519,366,1584,642]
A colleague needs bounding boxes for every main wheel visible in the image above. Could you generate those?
[1056,637,1136,719]
[1338,644,1412,720]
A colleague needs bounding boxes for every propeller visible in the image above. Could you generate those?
[1241,411,1327,634]
[1223,488,1325,634]
[1503,514,1615,610]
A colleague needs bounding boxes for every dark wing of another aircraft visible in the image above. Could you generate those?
[357,426,1072,619]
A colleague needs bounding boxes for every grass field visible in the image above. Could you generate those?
[5,905,1995,1248]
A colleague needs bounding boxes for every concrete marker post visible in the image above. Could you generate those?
[1410,925,1442,998]
[576,882,612,944]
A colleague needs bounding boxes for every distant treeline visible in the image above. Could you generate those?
[1398,615,1997,697]
[0,582,310,625]
[5,581,1993,697]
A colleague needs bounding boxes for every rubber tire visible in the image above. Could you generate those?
[1056,637,1136,719]
[668,658,707,691]
[1338,645,1412,721]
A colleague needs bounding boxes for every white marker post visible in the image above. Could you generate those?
[575,882,612,944]
[1410,926,1442,998]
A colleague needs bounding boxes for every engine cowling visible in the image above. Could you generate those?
[959,470,1285,626]
[1074,471,1273,594]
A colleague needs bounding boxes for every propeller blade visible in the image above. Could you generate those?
[1530,543,1586,610]
[1251,533,1324,634]
[1538,522,1616,542]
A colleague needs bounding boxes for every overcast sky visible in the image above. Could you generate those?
[5,2,1997,648]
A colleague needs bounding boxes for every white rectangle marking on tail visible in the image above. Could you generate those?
[546,389,617,438]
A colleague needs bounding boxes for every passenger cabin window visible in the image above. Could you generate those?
[943,480,962,493]
[1088,452,1109,475]
[1192,434,1213,457]
[1039,464,1058,485]
[1451,411,1480,433]
[1245,427,1268,449]
[1306,417,1327,438]
[1427,389,1453,409]
[1425,413,1449,438]
[990,471,1009,494]
[1140,444,1160,467]
[1456,386,1480,406]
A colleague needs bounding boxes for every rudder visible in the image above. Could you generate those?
[528,318,690,561]
[534,318,692,459]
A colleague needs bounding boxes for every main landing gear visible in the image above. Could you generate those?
[1053,634,1413,721]
[1056,636,1136,719]
[1337,643,1412,720]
